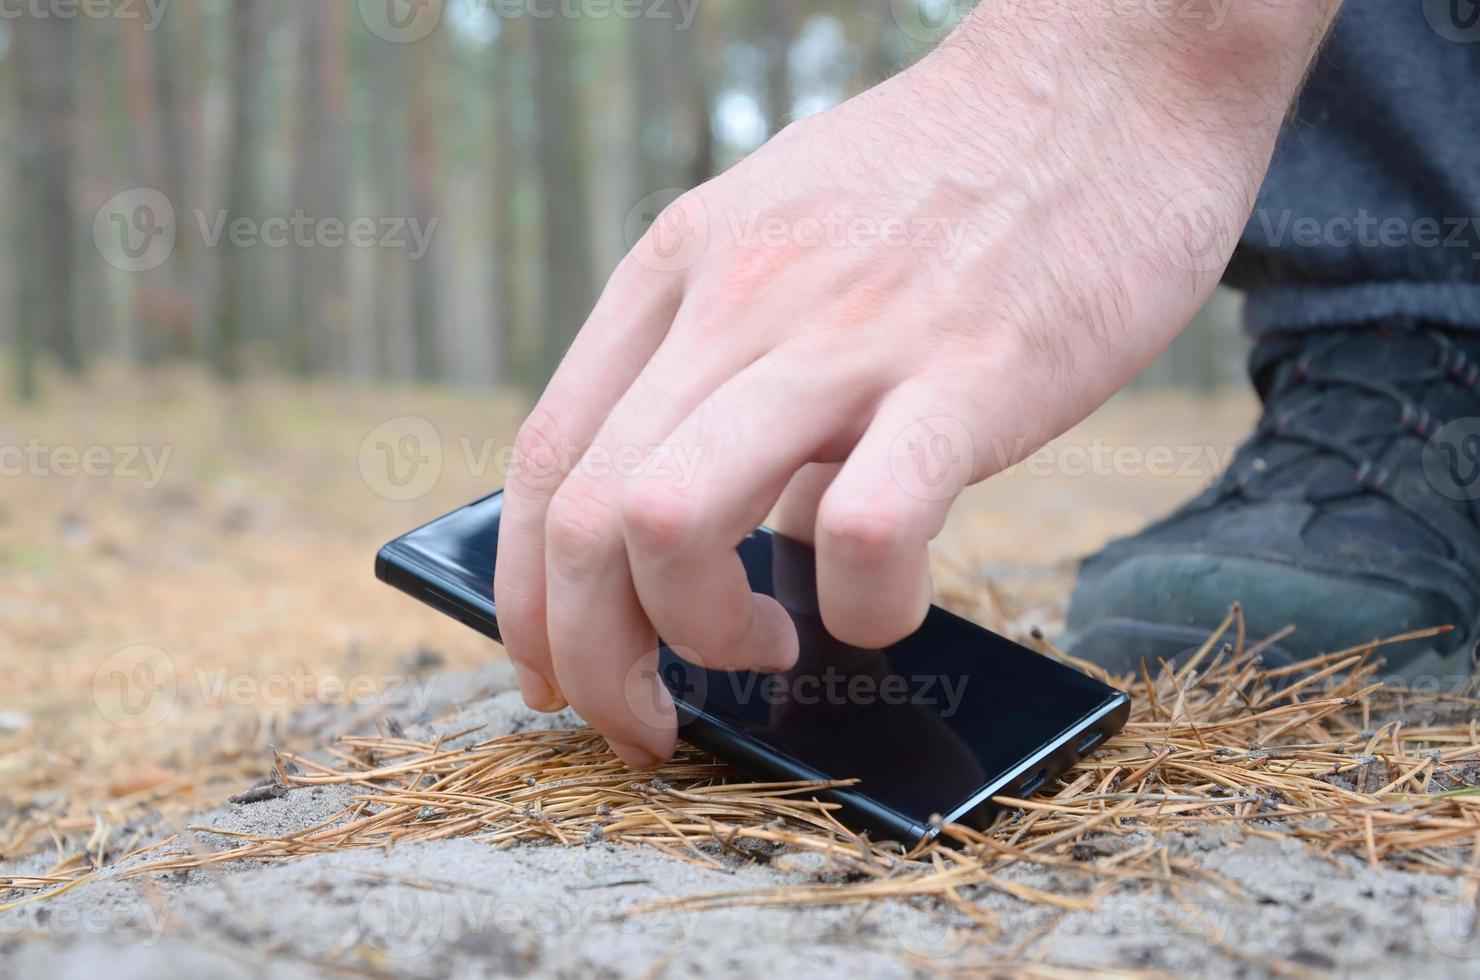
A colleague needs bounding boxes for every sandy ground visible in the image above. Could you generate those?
[3,371,1477,976]
[4,659,1479,978]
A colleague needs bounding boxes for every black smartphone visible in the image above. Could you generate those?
[376,491,1129,845]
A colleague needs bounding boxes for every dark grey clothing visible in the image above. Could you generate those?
[1226,0,1480,332]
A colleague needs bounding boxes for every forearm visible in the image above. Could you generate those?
[940,1,1346,135]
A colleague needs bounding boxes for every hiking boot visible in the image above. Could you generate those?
[1063,318,1480,686]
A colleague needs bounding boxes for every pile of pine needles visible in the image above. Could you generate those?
[6,608,1480,937]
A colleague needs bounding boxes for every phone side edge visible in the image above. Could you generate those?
[943,689,1131,829]
[376,541,503,643]
[676,709,937,846]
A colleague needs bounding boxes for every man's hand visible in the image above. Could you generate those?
[494,2,1344,766]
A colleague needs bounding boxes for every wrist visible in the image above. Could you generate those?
[939,1,1344,131]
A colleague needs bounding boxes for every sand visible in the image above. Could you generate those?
[4,659,1477,979]
[4,379,1475,975]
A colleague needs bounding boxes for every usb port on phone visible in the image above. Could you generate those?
[1020,769,1047,796]
[1077,729,1104,754]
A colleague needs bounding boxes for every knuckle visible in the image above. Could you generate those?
[629,190,707,266]
[694,242,791,315]
[545,480,623,571]
[509,407,570,496]
[614,244,658,283]
[491,566,536,626]
[817,506,909,564]
[655,189,703,227]
[622,480,703,553]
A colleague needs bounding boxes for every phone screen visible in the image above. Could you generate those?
[379,492,1126,830]
[662,529,1121,824]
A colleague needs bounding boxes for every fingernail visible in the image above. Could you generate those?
[609,740,663,770]
[514,663,566,712]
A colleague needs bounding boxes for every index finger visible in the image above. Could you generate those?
[494,257,681,710]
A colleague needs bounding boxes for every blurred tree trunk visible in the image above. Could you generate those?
[172,0,207,358]
[405,30,442,383]
[121,8,196,362]
[763,0,799,136]
[861,0,898,87]
[490,24,522,386]
[2,43,33,399]
[369,38,406,381]
[631,15,714,193]
[631,16,673,194]
[532,13,595,386]
[288,0,349,376]
[10,12,81,392]
[212,0,268,380]
[72,19,121,364]
[677,16,715,185]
